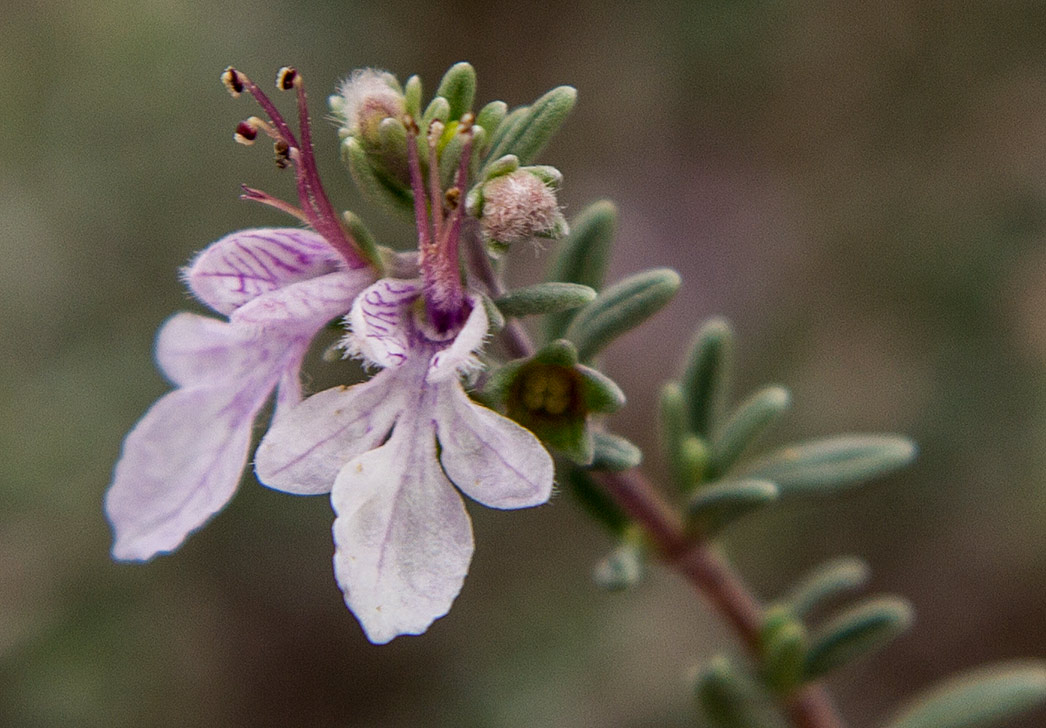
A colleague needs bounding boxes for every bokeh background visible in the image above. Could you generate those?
[2,1,1045,726]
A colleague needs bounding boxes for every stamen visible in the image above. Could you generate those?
[239,185,310,224]
[403,115,433,249]
[221,66,245,97]
[444,187,461,210]
[234,120,258,145]
[273,140,291,169]
[276,66,299,91]
[427,120,445,238]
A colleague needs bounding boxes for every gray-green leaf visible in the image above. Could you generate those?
[544,200,617,338]
[883,661,1046,728]
[589,431,642,472]
[565,268,681,362]
[781,557,871,618]
[682,317,734,439]
[687,479,778,536]
[485,85,576,165]
[435,61,476,120]
[712,385,790,478]
[495,283,596,317]
[695,656,789,728]
[804,596,914,679]
[737,434,917,495]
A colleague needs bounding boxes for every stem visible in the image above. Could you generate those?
[593,469,846,728]
[465,233,844,726]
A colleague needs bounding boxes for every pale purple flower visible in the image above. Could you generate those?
[105,228,374,560]
[255,278,554,643]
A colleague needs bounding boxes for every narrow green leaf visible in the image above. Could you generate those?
[436,62,476,120]
[339,211,382,271]
[593,537,645,591]
[884,661,1046,728]
[341,137,413,215]
[421,95,450,129]
[660,383,695,489]
[781,557,871,618]
[487,85,576,165]
[544,200,617,339]
[475,100,508,146]
[804,596,914,679]
[737,435,917,495]
[404,74,422,118]
[562,465,629,535]
[695,656,789,728]
[681,317,734,439]
[589,431,642,471]
[712,385,791,478]
[495,283,596,317]
[687,479,778,536]
[438,126,470,189]
[565,268,681,362]
[762,621,808,694]
[483,105,528,164]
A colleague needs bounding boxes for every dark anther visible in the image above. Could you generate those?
[273,139,291,169]
[234,120,258,144]
[276,66,298,91]
[221,67,245,96]
[444,187,461,210]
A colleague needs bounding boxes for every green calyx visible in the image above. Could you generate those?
[485,339,624,464]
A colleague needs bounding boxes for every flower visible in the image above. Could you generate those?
[255,278,554,643]
[105,228,374,561]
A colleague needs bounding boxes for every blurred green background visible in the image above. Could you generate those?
[2,1,1044,726]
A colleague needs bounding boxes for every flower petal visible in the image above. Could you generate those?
[427,294,488,383]
[331,422,473,644]
[105,380,271,561]
[155,313,259,387]
[347,278,423,369]
[436,383,554,509]
[232,268,374,329]
[186,228,342,315]
[255,371,406,495]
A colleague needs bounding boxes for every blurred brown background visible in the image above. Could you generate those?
[2,1,1044,726]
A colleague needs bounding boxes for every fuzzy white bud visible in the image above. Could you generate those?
[334,68,405,138]
[480,171,564,248]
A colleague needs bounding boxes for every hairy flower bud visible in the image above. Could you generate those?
[331,68,406,140]
[479,169,567,252]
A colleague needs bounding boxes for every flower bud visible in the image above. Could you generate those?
[331,68,406,141]
[479,168,568,253]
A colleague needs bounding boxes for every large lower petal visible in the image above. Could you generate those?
[331,422,473,644]
[105,380,270,561]
[186,228,342,315]
[436,383,554,509]
[255,371,405,495]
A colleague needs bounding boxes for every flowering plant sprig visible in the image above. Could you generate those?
[107,62,1046,726]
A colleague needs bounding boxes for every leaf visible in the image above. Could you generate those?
[762,621,808,694]
[687,479,778,536]
[435,62,476,120]
[562,465,629,535]
[485,85,576,165]
[475,100,508,147]
[565,268,681,362]
[804,596,914,679]
[589,431,642,472]
[737,434,917,495]
[495,283,597,317]
[593,538,645,591]
[781,556,871,618]
[660,383,708,490]
[883,661,1046,728]
[341,136,413,216]
[711,385,790,478]
[340,211,382,271]
[695,656,789,728]
[404,74,422,118]
[544,200,618,338]
[682,317,734,439]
